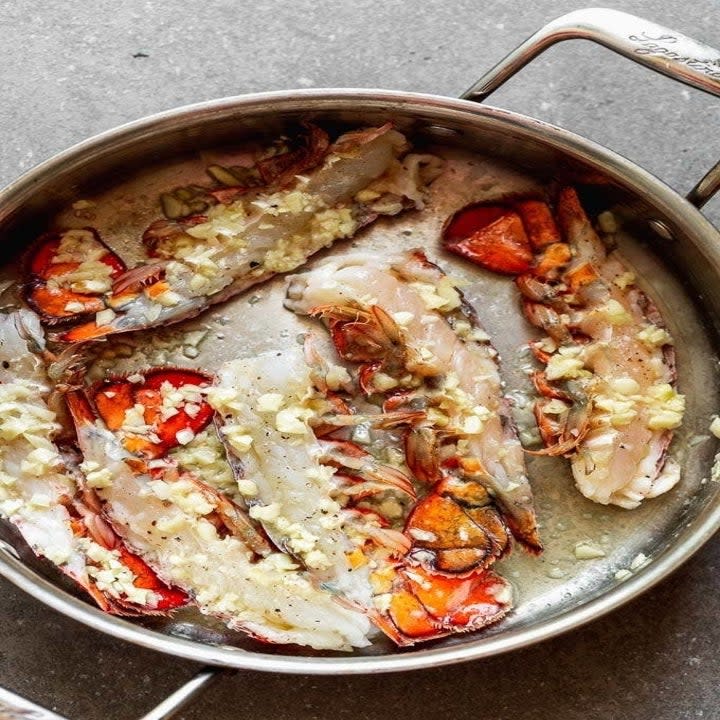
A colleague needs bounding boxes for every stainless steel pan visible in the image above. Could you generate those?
[1,8,719,720]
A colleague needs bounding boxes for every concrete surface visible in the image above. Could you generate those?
[0,1,718,718]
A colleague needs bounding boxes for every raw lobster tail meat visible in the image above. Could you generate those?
[0,308,186,614]
[210,348,379,607]
[210,343,513,646]
[27,124,443,344]
[63,365,373,650]
[286,249,542,557]
[443,187,684,508]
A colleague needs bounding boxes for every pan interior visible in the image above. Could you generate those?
[1,98,718,665]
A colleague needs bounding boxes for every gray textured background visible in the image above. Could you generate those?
[1,1,719,719]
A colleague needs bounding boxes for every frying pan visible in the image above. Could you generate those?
[1,8,718,720]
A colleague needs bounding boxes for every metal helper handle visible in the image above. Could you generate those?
[136,667,228,720]
[462,7,720,208]
[0,686,69,720]
[0,668,228,720]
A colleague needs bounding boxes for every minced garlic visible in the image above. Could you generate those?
[175,428,195,445]
[95,308,116,326]
[256,393,284,413]
[601,299,631,325]
[459,404,492,435]
[80,460,113,489]
[545,347,585,381]
[408,279,461,313]
[645,383,685,430]
[169,429,235,495]
[249,503,281,522]
[64,301,86,313]
[608,377,641,395]
[637,324,673,348]
[21,447,60,477]
[152,289,183,307]
[187,199,249,242]
[573,541,606,560]
[355,188,382,203]
[710,416,720,439]
[47,260,113,295]
[221,424,254,453]
[275,406,312,435]
[324,364,351,391]
[597,210,619,234]
[237,479,259,496]
[251,190,319,216]
[52,229,105,263]
[372,372,399,391]
[391,311,414,326]
[593,394,638,428]
[148,478,214,516]
[613,271,635,290]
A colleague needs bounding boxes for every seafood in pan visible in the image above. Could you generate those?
[0,308,186,614]
[30,334,509,648]
[63,365,374,649]
[443,187,685,509]
[25,124,442,343]
[211,344,513,645]
[8,247,521,646]
[280,249,546,642]
[1,105,688,653]
[285,249,542,562]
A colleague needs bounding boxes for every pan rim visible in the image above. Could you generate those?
[1,87,718,674]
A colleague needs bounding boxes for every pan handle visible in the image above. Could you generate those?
[0,668,228,720]
[462,7,720,208]
[0,686,68,720]
[135,667,228,720]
